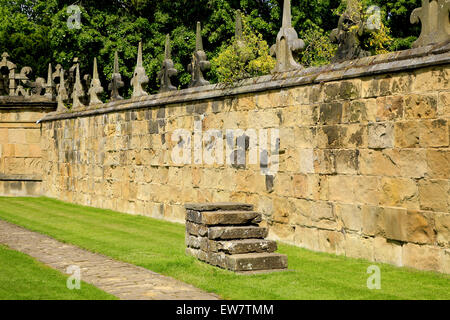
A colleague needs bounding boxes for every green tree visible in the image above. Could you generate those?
[0,0,51,78]
[0,0,424,97]
[299,27,337,67]
[333,0,393,55]
[372,0,421,50]
[211,12,275,84]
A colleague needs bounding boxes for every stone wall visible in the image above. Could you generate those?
[39,43,450,273]
[0,98,56,196]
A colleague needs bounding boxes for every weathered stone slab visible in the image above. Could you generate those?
[185,234,203,249]
[208,251,228,268]
[186,234,211,252]
[368,122,394,149]
[208,225,268,240]
[186,210,262,225]
[185,247,210,263]
[225,253,288,272]
[187,235,276,254]
[186,248,287,271]
[185,221,208,237]
[185,202,254,212]
[185,247,227,269]
[212,239,277,254]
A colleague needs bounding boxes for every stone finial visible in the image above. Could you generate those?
[68,57,79,90]
[411,0,450,48]
[0,53,54,98]
[83,74,92,93]
[0,52,14,68]
[0,53,10,95]
[330,0,370,63]
[52,64,62,83]
[234,9,246,51]
[13,66,30,96]
[188,22,211,88]
[195,21,204,52]
[109,51,124,101]
[29,77,46,96]
[0,52,15,69]
[270,0,305,73]
[157,34,178,93]
[0,52,18,96]
[88,58,103,106]
[44,64,55,100]
[235,10,244,41]
[131,41,149,98]
[71,64,85,109]
[56,67,68,112]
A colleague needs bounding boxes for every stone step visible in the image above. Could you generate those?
[226,253,288,272]
[211,239,278,254]
[186,210,262,226]
[186,248,288,272]
[186,222,268,240]
[186,247,224,267]
[186,223,268,239]
[185,221,209,237]
[207,225,268,240]
[186,235,277,254]
[185,202,254,212]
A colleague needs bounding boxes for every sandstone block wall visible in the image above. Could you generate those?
[0,99,56,196]
[39,45,450,273]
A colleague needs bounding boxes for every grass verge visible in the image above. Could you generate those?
[0,197,448,300]
[0,244,116,300]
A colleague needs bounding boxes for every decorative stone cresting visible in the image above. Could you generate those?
[411,0,450,48]
[44,1,448,112]
[55,65,68,112]
[44,64,54,100]
[158,34,178,93]
[71,63,85,110]
[270,0,305,73]
[330,0,370,63]
[88,57,103,106]
[109,51,124,101]
[0,52,54,98]
[131,41,149,98]
[185,203,288,273]
[188,22,211,88]
[235,10,245,49]
[67,57,90,102]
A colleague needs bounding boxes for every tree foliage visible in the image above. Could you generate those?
[333,0,393,55]
[0,0,422,95]
[211,14,275,84]
[299,27,337,67]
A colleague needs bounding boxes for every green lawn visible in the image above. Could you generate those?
[0,244,116,300]
[0,197,448,300]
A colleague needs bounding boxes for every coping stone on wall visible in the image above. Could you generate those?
[0,96,57,109]
[37,40,450,124]
[0,174,42,182]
